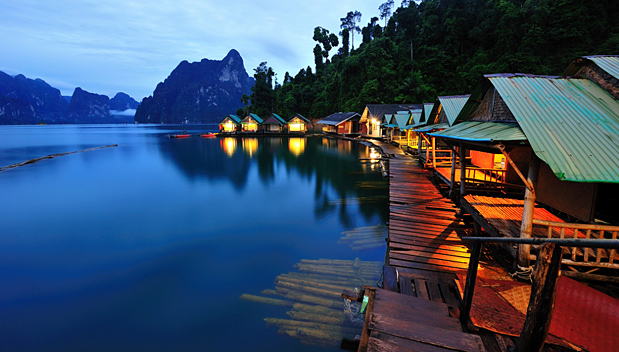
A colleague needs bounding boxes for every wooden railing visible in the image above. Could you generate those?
[464,167,506,184]
[531,219,619,269]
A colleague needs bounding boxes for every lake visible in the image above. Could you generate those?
[0,125,388,352]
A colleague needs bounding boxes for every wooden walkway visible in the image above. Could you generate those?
[356,141,486,352]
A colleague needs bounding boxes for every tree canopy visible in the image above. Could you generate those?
[256,0,619,120]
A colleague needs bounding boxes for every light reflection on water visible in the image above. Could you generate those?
[0,125,388,352]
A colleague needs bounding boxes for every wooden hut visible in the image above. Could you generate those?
[219,114,241,133]
[430,73,619,280]
[360,104,418,138]
[317,112,361,136]
[287,113,311,134]
[240,113,263,133]
[416,95,469,168]
[262,113,286,133]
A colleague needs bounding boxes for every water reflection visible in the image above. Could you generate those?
[242,138,259,157]
[158,136,388,228]
[289,138,305,156]
[221,137,237,156]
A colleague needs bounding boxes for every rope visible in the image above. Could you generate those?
[343,288,365,326]
[511,264,534,282]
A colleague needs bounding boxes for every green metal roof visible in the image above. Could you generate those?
[394,114,410,129]
[422,103,434,123]
[288,113,310,124]
[488,74,619,183]
[438,95,470,126]
[220,114,241,124]
[384,123,398,128]
[263,113,287,125]
[415,123,450,132]
[586,56,619,80]
[241,113,263,124]
[428,121,527,143]
[406,108,423,125]
[384,114,394,124]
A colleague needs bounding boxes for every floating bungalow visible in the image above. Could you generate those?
[416,95,469,168]
[429,73,619,279]
[262,113,287,133]
[240,113,263,133]
[287,113,311,134]
[317,112,362,136]
[360,104,419,138]
[219,114,241,133]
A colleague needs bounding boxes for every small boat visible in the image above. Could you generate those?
[201,132,216,138]
[170,133,191,138]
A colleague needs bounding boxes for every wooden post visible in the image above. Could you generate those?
[460,241,482,328]
[432,137,436,169]
[459,143,467,196]
[418,133,422,156]
[515,242,562,352]
[519,154,541,268]
[425,134,430,167]
[450,145,457,197]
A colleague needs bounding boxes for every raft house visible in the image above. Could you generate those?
[287,113,311,134]
[219,114,241,133]
[262,113,287,133]
[240,113,263,133]
[317,112,362,136]
[360,104,420,138]
[338,56,619,352]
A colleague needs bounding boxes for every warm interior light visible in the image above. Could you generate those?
[290,123,302,132]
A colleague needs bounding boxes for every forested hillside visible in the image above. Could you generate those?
[247,0,619,119]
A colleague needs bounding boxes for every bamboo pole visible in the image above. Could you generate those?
[239,294,294,307]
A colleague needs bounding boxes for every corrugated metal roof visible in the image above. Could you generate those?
[241,113,263,124]
[407,108,423,125]
[488,74,619,183]
[438,95,470,125]
[422,103,434,123]
[415,123,450,132]
[394,114,410,129]
[428,121,527,143]
[584,55,619,80]
[317,112,360,126]
[263,113,286,125]
[289,113,310,124]
[385,123,398,128]
[220,114,241,124]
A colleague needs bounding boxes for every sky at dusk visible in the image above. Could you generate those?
[0,0,397,101]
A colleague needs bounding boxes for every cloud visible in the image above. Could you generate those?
[110,109,137,116]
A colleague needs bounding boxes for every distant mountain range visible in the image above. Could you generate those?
[0,71,139,124]
[1,49,254,125]
[134,49,254,124]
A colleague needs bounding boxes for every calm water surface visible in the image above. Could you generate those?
[0,125,388,352]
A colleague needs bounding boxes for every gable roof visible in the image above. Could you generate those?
[263,113,286,125]
[394,113,411,129]
[220,114,241,124]
[482,73,619,183]
[362,104,421,121]
[241,113,263,124]
[564,55,619,79]
[406,108,424,126]
[288,113,310,124]
[317,112,360,126]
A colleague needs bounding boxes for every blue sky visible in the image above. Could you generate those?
[0,0,393,101]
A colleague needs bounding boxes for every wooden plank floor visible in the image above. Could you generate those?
[383,143,472,274]
[356,141,486,352]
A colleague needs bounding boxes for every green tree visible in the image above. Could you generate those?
[249,62,275,117]
[340,11,362,50]
[379,0,395,27]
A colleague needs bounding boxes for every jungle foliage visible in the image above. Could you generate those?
[249,0,619,119]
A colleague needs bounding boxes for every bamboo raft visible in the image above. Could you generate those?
[241,258,382,347]
[338,224,388,251]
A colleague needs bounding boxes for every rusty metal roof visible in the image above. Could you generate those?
[428,121,527,143]
[488,74,619,183]
[318,112,360,126]
[564,55,619,79]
